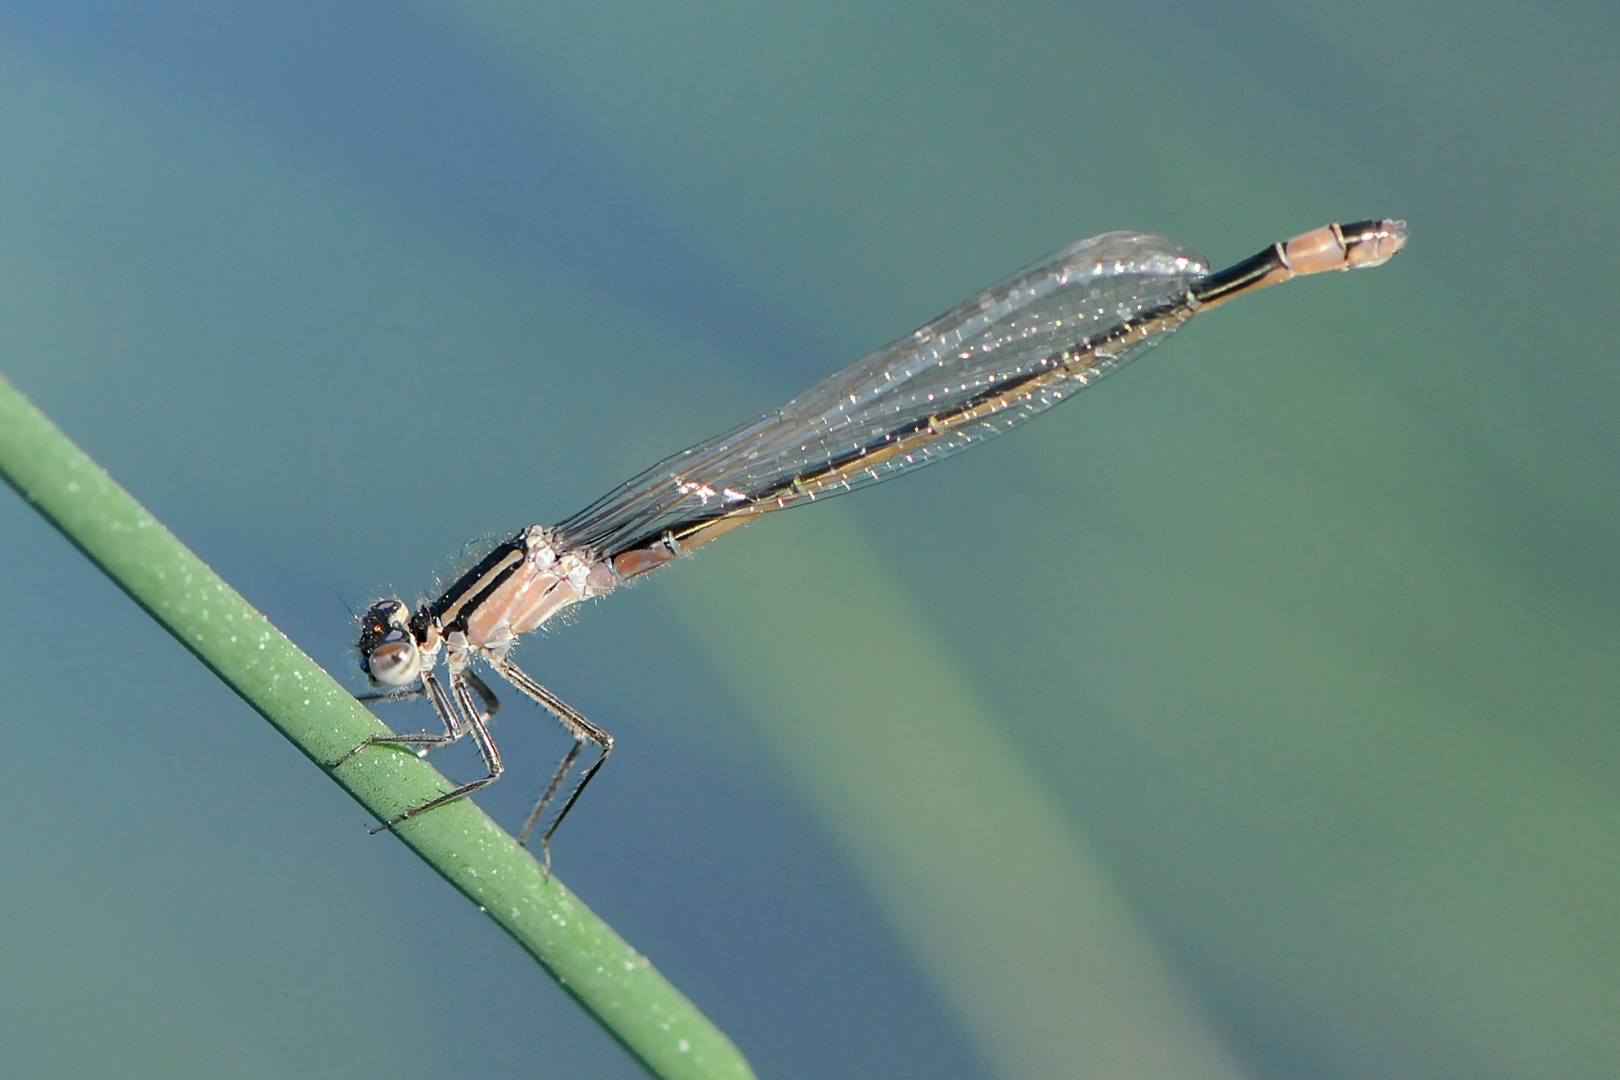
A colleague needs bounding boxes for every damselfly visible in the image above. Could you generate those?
[344,218,1408,863]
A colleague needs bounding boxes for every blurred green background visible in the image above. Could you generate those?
[1,2,1616,1078]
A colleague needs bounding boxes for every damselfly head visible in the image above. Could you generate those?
[356,598,422,687]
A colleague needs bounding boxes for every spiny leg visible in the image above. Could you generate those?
[336,666,469,767]
[521,739,587,848]
[354,669,500,719]
[462,670,501,723]
[368,668,506,834]
[343,669,501,762]
[494,658,613,865]
[355,685,426,706]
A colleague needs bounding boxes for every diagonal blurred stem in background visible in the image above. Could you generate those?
[0,374,754,1080]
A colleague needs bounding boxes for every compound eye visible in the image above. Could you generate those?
[365,637,422,687]
[360,599,411,630]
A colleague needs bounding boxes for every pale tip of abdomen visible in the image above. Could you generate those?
[1343,217,1409,269]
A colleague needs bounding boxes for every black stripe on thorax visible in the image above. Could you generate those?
[420,535,529,636]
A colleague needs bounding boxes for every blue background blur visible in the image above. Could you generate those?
[2,3,1617,1078]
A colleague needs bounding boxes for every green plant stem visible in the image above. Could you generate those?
[0,375,754,1080]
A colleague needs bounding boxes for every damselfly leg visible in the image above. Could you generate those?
[493,658,614,863]
[353,669,501,738]
[339,664,506,834]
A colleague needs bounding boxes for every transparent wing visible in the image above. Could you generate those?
[553,230,1209,556]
